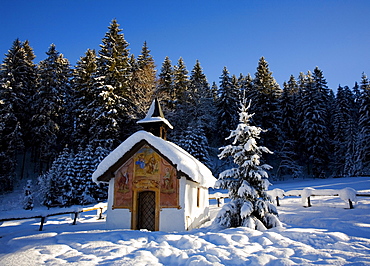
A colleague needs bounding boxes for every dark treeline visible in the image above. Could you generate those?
[1,20,369,205]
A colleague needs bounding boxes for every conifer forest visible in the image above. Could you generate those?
[1,19,369,207]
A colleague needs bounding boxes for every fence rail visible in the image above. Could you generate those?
[0,204,107,231]
[210,188,370,209]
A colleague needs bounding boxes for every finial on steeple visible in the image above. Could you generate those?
[137,99,173,139]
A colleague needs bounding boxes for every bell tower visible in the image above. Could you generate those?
[137,99,173,140]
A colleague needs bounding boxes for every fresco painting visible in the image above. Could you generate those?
[113,158,133,208]
[114,145,179,209]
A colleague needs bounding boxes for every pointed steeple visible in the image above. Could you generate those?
[137,99,173,139]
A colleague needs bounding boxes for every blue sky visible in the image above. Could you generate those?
[1,0,369,90]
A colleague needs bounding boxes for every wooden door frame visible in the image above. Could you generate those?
[131,188,160,231]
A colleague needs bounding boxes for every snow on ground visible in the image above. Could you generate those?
[1,177,370,265]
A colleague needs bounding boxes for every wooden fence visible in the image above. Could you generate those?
[0,204,106,231]
[210,188,370,209]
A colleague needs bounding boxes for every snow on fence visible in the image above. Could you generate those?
[0,203,107,231]
[210,188,370,209]
[209,192,229,207]
[266,187,369,209]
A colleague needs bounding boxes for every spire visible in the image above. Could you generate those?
[137,99,173,139]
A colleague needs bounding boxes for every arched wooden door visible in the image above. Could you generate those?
[137,191,156,231]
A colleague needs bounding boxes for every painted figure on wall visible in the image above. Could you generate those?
[134,145,160,178]
[114,158,134,208]
[114,144,179,209]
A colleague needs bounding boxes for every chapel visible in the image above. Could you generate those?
[92,99,216,231]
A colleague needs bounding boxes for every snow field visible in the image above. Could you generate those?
[1,177,370,265]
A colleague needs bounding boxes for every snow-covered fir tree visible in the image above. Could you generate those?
[156,56,175,111]
[22,180,34,210]
[250,57,282,151]
[216,66,239,145]
[332,85,357,177]
[176,123,212,169]
[32,44,71,172]
[277,76,301,180]
[38,147,74,208]
[0,81,22,192]
[214,99,280,230]
[130,41,156,117]
[97,19,134,140]
[297,69,332,178]
[354,73,370,175]
[72,48,98,148]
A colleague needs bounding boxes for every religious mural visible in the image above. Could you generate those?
[113,144,179,209]
[113,158,133,208]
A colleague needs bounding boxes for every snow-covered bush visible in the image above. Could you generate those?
[214,99,281,230]
[22,180,34,210]
[38,145,109,208]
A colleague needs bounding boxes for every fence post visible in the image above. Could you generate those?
[348,199,354,209]
[72,212,78,225]
[307,196,311,207]
[276,196,280,206]
[39,217,46,231]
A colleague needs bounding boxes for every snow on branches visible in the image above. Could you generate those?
[214,99,281,230]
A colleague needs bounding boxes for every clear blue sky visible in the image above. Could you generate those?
[1,0,369,90]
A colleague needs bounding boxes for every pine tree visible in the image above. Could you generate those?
[22,180,34,210]
[298,69,332,178]
[0,39,38,183]
[97,19,131,99]
[97,19,133,140]
[251,57,282,152]
[0,81,22,192]
[331,86,353,176]
[173,57,189,106]
[168,57,190,139]
[31,44,71,172]
[88,78,121,150]
[214,99,280,229]
[355,73,370,175]
[277,76,301,179]
[216,66,239,144]
[38,147,74,208]
[72,49,98,148]
[131,41,156,117]
[156,56,175,111]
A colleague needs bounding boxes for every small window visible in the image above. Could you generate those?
[197,187,200,207]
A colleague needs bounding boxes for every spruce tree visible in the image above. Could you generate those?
[97,19,133,140]
[355,73,370,175]
[277,76,301,179]
[214,99,280,229]
[156,56,175,111]
[332,86,355,177]
[216,67,239,144]
[98,19,131,99]
[131,41,156,117]
[298,69,332,178]
[72,49,98,148]
[32,44,71,172]
[0,81,22,191]
[88,78,121,150]
[176,124,212,169]
[251,57,282,152]
[0,39,38,182]
[38,147,74,208]
[22,180,34,210]
[173,57,189,106]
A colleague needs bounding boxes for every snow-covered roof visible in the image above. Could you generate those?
[92,131,216,187]
[137,99,173,129]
